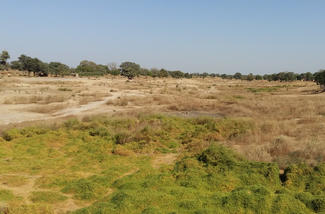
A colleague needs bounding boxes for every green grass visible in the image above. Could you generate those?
[29,191,68,203]
[0,189,15,201]
[246,86,282,93]
[0,114,324,213]
[75,145,324,214]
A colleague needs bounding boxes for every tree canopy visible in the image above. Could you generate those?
[2,50,325,86]
[0,50,10,70]
[49,62,70,77]
[314,70,325,89]
[120,62,140,79]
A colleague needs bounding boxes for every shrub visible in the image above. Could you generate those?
[2,129,22,141]
[314,70,325,89]
[282,164,325,194]
[197,145,240,169]
[221,186,273,213]
[114,132,132,145]
[89,126,110,137]
[311,197,325,212]
[62,179,98,200]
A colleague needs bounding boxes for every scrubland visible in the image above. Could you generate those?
[0,76,324,213]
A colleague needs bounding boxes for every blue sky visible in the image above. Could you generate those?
[1,0,325,74]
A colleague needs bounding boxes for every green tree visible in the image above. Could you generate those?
[49,62,70,77]
[120,62,140,79]
[255,75,263,80]
[75,60,108,76]
[314,70,325,90]
[247,73,254,81]
[169,70,184,78]
[158,69,169,78]
[10,60,22,70]
[107,62,120,76]
[15,55,48,76]
[0,50,10,70]
[305,72,314,81]
[233,72,242,79]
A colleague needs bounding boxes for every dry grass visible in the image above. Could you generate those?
[3,95,67,104]
[79,96,107,105]
[27,103,69,114]
[106,96,129,106]
[0,76,324,166]
[78,92,112,105]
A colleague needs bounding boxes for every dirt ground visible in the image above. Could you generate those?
[1,76,325,165]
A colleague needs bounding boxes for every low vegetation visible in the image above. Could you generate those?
[29,191,67,203]
[1,53,325,213]
[0,115,323,213]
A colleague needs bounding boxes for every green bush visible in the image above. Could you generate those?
[0,114,323,213]
[311,197,325,212]
[2,129,22,141]
[62,178,98,200]
[282,164,325,194]
[197,144,240,169]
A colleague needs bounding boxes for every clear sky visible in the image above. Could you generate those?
[1,0,325,74]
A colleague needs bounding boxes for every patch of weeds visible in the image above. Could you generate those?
[58,87,72,91]
[0,176,27,187]
[29,191,67,203]
[233,95,245,99]
[0,189,15,201]
[246,87,280,93]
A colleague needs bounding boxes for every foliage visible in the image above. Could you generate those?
[12,54,49,76]
[76,144,323,214]
[2,50,325,81]
[75,60,108,76]
[233,72,242,79]
[0,115,323,213]
[29,191,67,203]
[48,62,70,77]
[246,73,254,81]
[314,70,325,88]
[120,61,140,79]
[246,86,281,93]
[0,50,10,70]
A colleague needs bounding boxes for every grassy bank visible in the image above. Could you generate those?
[0,115,324,213]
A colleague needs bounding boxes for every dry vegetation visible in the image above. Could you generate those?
[0,76,324,166]
[0,76,324,213]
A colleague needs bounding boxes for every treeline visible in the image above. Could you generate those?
[0,51,189,79]
[203,71,325,88]
[1,50,325,86]
[217,72,315,81]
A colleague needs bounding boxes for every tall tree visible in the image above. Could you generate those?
[314,70,325,90]
[16,55,48,76]
[247,73,254,81]
[76,60,107,76]
[0,50,10,70]
[49,62,70,77]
